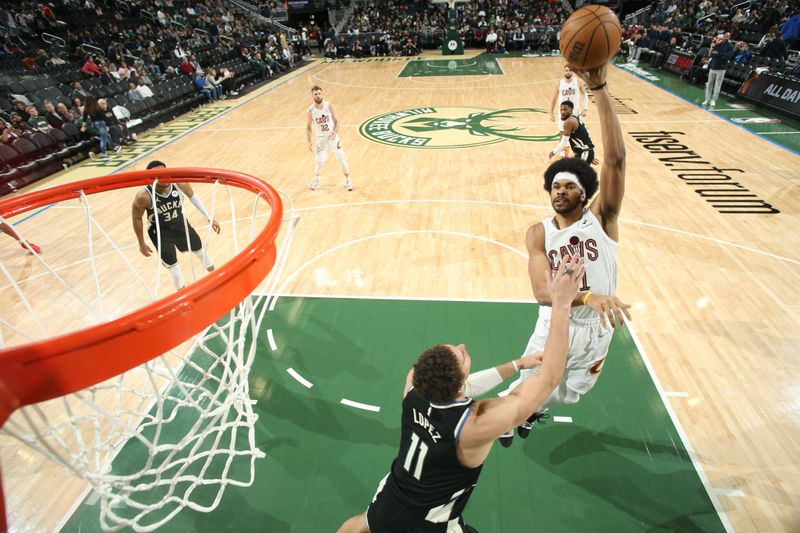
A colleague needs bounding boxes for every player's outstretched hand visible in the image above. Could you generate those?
[572,63,608,89]
[139,243,152,257]
[548,254,584,307]
[211,220,221,234]
[585,293,632,329]
[517,352,544,370]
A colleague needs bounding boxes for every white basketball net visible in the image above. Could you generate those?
[0,178,296,531]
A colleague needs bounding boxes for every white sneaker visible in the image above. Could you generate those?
[345,178,353,191]
[309,177,319,190]
[710,101,716,107]
[701,100,708,105]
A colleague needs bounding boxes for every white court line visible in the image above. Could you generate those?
[663,391,690,398]
[758,131,799,135]
[341,398,381,412]
[287,368,314,388]
[553,416,573,423]
[625,320,734,532]
[282,198,800,266]
[711,488,746,498]
[267,329,277,351]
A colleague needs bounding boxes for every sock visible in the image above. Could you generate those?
[194,245,214,270]
[166,263,184,289]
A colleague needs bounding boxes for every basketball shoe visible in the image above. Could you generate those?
[309,176,319,190]
[345,177,353,191]
[517,410,551,439]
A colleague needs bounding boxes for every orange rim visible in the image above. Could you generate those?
[0,168,283,426]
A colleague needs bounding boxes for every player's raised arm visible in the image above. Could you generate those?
[574,64,626,241]
[456,256,584,465]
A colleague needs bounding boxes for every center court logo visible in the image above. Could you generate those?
[359,106,559,149]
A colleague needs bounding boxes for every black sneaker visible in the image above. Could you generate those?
[498,430,514,448]
[517,410,551,439]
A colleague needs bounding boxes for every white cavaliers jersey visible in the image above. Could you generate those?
[538,208,617,321]
[559,78,581,115]
[309,101,337,140]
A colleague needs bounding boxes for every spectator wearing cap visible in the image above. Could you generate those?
[193,70,217,101]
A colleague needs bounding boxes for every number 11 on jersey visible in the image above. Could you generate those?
[403,432,429,480]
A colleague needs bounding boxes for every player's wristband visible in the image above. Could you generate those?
[590,82,607,91]
[582,291,593,305]
[189,194,212,222]
[512,360,519,372]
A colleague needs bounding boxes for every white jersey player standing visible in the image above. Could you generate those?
[551,64,589,142]
[499,63,631,447]
[307,85,352,191]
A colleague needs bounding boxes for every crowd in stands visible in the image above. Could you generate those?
[0,0,314,193]
[0,0,796,194]
[620,0,798,86]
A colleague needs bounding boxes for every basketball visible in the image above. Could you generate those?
[559,5,622,69]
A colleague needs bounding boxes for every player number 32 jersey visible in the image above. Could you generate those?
[309,101,337,140]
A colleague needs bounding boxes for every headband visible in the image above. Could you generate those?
[553,172,586,196]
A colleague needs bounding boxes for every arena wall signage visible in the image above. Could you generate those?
[739,72,800,120]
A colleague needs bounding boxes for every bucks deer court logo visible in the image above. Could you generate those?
[359,106,559,149]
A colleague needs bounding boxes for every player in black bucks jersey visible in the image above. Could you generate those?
[132,161,221,290]
[548,100,598,165]
[338,255,585,533]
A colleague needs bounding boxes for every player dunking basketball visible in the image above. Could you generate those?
[132,160,221,290]
[499,63,631,448]
[307,85,352,191]
[550,65,589,140]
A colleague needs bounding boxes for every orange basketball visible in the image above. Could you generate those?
[559,5,622,69]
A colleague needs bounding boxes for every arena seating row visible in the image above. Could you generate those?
[0,55,268,195]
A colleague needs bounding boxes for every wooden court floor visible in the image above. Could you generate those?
[1,54,798,531]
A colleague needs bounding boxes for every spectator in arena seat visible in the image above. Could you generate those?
[761,31,788,62]
[218,66,238,96]
[81,54,101,76]
[205,68,226,100]
[193,70,217,102]
[70,81,91,102]
[486,26,498,53]
[733,42,752,64]
[136,78,154,99]
[56,102,79,125]
[84,96,112,159]
[10,113,32,136]
[27,106,51,132]
[512,28,525,52]
[43,100,66,129]
[127,82,143,102]
[12,101,30,122]
[179,56,196,76]
[97,98,129,148]
[0,121,24,144]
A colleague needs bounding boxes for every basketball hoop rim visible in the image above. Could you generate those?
[0,168,283,424]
